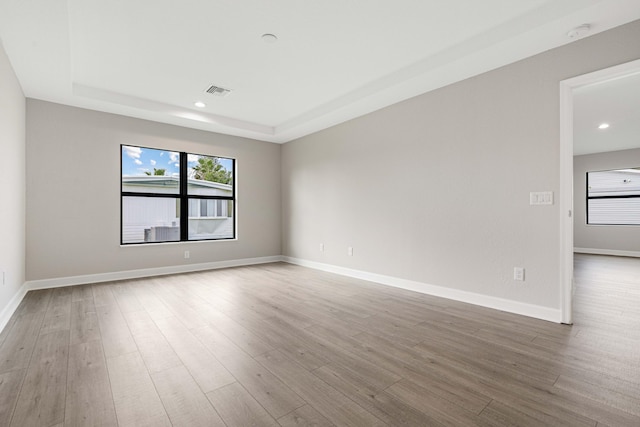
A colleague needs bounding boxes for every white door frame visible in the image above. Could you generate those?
[559,58,640,324]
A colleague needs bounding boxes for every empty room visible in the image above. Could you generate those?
[1,1,640,426]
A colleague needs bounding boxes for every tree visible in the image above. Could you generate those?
[191,157,232,184]
[144,168,166,176]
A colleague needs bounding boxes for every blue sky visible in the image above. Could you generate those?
[122,145,233,177]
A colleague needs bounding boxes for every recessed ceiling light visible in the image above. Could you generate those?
[261,33,278,44]
[194,101,206,108]
[598,123,610,129]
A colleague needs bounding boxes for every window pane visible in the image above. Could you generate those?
[187,154,234,196]
[587,168,640,225]
[200,199,208,217]
[122,146,180,194]
[588,168,640,197]
[588,198,640,225]
[122,196,180,243]
[188,199,198,217]
[188,200,234,240]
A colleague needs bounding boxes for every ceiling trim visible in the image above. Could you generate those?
[73,83,275,136]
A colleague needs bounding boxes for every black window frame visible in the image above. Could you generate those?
[121,144,236,244]
[586,168,640,226]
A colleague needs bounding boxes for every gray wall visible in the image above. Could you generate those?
[282,20,640,311]
[574,148,640,254]
[0,41,25,319]
[26,100,281,281]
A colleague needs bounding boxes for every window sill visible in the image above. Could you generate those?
[120,237,237,247]
[187,217,231,220]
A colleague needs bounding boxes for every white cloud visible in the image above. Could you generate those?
[150,159,156,166]
[187,154,199,164]
[134,159,142,165]
[169,152,179,163]
[123,145,142,159]
[174,163,179,168]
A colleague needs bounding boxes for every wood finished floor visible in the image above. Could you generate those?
[0,254,638,426]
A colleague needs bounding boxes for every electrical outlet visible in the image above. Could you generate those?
[514,267,525,281]
[320,243,324,252]
[348,246,353,256]
[184,251,190,259]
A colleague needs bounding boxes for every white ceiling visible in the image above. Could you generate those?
[1,0,640,143]
[574,71,640,156]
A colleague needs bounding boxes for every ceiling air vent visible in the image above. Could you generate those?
[205,85,232,97]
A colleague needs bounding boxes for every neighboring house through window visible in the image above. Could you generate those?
[121,145,235,244]
[587,168,640,225]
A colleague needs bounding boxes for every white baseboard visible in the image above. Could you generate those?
[3,253,564,335]
[0,283,28,334]
[574,248,640,258]
[25,255,284,291]
[283,257,562,323]
[0,255,283,335]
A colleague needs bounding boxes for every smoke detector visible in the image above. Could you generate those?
[261,33,278,43]
[567,24,591,39]
[205,85,232,97]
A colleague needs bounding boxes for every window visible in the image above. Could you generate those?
[586,168,640,225]
[188,199,230,218]
[121,145,235,244]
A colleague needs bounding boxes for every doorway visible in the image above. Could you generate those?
[559,58,640,324]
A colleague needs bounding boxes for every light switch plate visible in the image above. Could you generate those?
[530,191,553,205]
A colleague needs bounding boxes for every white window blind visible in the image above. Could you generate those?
[587,168,640,225]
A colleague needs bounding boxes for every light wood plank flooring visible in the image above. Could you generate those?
[0,254,638,426]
